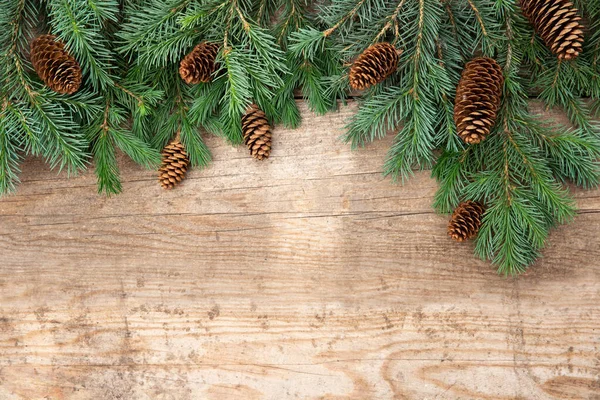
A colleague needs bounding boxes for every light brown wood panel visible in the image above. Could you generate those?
[0,101,599,400]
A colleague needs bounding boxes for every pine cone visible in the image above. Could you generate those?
[349,42,400,90]
[30,35,82,94]
[242,104,272,160]
[454,57,504,145]
[520,0,584,60]
[179,42,220,84]
[158,140,189,189]
[448,201,485,242]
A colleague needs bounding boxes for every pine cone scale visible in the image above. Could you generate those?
[520,0,584,60]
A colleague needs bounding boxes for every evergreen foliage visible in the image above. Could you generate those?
[1,0,162,195]
[286,0,600,274]
[119,0,289,147]
[2,0,600,274]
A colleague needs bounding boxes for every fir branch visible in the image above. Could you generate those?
[537,59,600,139]
[91,121,121,194]
[432,146,482,214]
[0,100,22,193]
[189,78,227,127]
[48,0,116,89]
[112,127,161,169]
[221,49,252,143]
[464,0,501,54]
[344,85,406,147]
[429,0,600,274]
[86,0,120,23]
[274,0,308,47]
[0,0,93,196]
[372,0,407,44]
[254,0,280,27]
[119,0,197,74]
[143,65,212,169]
[85,84,162,195]
[383,0,447,181]
[322,0,370,38]
[528,123,600,188]
[461,1,585,274]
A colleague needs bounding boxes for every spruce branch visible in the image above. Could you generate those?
[0,100,23,193]
[91,121,121,194]
[381,0,449,180]
[344,85,405,147]
[437,0,598,274]
[86,92,161,195]
[118,0,193,68]
[1,0,88,187]
[528,123,600,188]
[274,0,308,47]
[47,0,116,89]
[372,0,407,44]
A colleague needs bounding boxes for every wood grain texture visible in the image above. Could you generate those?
[0,101,599,400]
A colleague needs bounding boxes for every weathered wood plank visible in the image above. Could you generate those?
[0,101,599,399]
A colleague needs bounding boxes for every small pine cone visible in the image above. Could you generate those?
[242,104,272,160]
[349,42,400,90]
[30,35,82,94]
[520,0,584,60]
[179,42,220,84]
[448,201,485,242]
[158,140,189,189]
[454,57,504,145]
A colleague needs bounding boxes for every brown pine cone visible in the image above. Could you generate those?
[520,0,584,60]
[179,42,220,84]
[242,104,272,160]
[454,57,504,145]
[30,35,82,94]
[448,201,485,242]
[158,140,189,189]
[349,42,400,90]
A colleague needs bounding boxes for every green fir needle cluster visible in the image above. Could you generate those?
[2,0,600,274]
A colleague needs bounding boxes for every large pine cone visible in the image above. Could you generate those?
[448,201,485,242]
[30,35,82,94]
[349,42,400,90]
[179,42,220,84]
[454,57,504,145]
[520,0,584,60]
[158,140,189,189]
[242,104,272,160]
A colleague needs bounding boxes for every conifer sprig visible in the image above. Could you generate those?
[0,0,90,193]
[434,0,599,274]
[48,0,162,195]
[309,0,600,274]
[0,0,162,195]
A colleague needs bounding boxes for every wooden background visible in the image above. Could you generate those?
[0,101,599,400]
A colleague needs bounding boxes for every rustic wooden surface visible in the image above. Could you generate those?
[0,101,599,400]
